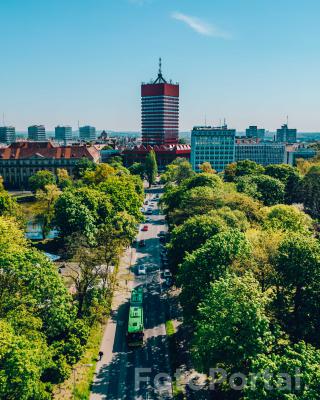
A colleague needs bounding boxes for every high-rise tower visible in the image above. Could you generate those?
[141,59,179,145]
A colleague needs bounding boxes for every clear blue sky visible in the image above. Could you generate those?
[1,0,320,132]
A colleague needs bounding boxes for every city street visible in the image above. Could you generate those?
[90,186,172,400]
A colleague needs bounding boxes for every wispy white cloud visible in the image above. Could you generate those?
[171,12,230,39]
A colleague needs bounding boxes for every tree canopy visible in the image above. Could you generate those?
[145,150,158,186]
[29,170,56,192]
[192,273,273,374]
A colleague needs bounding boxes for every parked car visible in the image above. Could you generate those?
[161,255,168,262]
[160,251,167,259]
[145,217,151,223]
[139,239,146,247]
[146,209,153,215]
[165,277,173,287]
[159,231,166,237]
[144,200,148,205]
[142,225,149,232]
[163,269,172,279]
[137,265,147,275]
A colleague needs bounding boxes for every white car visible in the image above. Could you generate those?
[138,265,147,275]
[163,269,172,279]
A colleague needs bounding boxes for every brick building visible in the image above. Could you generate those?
[0,141,100,189]
[122,144,190,170]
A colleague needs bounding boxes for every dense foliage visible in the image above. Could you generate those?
[160,157,320,399]
[0,159,143,398]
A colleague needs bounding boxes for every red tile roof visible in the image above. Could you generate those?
[0,141,100,161]
[122,144,191,155]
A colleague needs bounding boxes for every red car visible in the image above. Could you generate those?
[142,225,149,232]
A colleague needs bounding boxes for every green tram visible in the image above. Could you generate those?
[127,286,144,347]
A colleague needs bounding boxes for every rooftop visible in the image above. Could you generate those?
[0,141,100,161]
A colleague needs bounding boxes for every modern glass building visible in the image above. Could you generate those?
[55,126,72,141]
[276,124,297,143]
[235,142,286,165]
[191,125,236,172]
[79,126,96,141]
[141,59,179,145]
[245,125,265,140]
[0,126,16,144]
[28,125,46,141]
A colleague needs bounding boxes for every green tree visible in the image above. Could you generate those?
[128,162,145,179]
[246,228,283,291]
[161,158,195,184]
[224,160,265,182]
[54,187,112,241]
[0,190,23,223]
[192,273,273,374]
[264,164,303,204]
[178,230,252,320]
[0,216,90,393]
[184,173,223,191]
[145,150,158,187]
[243,342,320,400]
[199,162,216,174]
[83,163,116,185]
[303,165,320,218]
[261,204,313,234]
[29,170,56,192]
[73,158,96,179]
[35,184,61,239]
[275,233,320,345]
[98,175,143,221]
[237,174,285,206]
[167,213,228,272]
[0,319,51,400]
[56,168,72,189]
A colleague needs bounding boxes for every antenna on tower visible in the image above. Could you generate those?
[2,113,5,126]
[286,115,289,126]
[153,57,167,84]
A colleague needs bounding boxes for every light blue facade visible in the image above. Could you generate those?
[55,126,72,141]
[79,125,96,141]
[191,126,236,172]
[235,142,286,165]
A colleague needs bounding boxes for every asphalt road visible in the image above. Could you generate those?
[90,186,172,400]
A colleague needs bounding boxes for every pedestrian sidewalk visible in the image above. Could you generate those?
[89,245,136,400]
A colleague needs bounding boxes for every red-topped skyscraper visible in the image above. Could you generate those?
[141,59,179,145]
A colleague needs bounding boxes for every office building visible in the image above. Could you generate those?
[55,126,72,141]
[0,141,100,189]
[0,126,16,144]
[141,59,179,145]
[246,125,265,140]
[276,124,297,143]
[191,125,236,172]
[235,140,285,165]
[286,145,317,166]
[28,125,46,141]
[79,125,96,141]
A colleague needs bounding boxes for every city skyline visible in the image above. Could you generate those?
[1,0,320,131]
